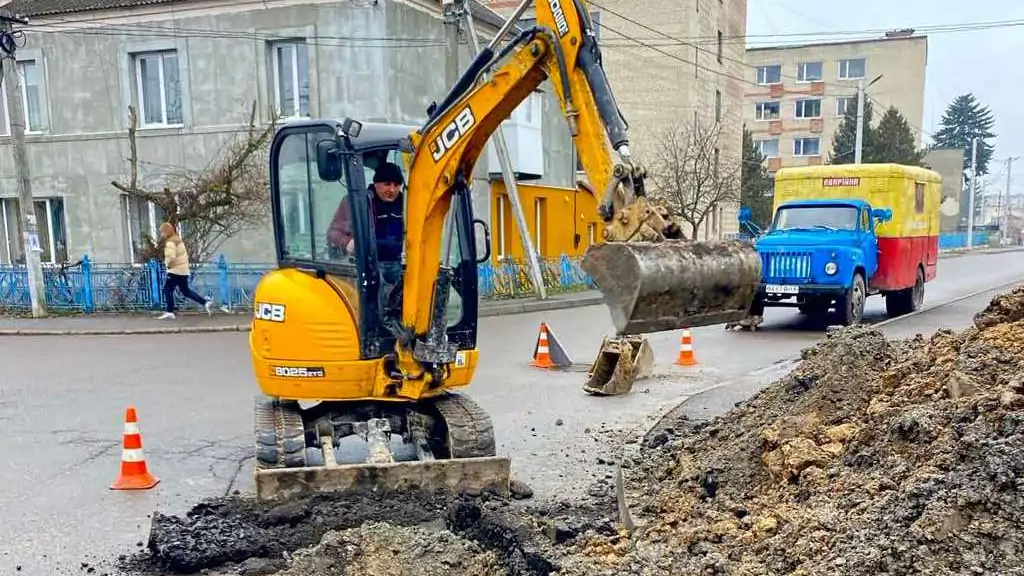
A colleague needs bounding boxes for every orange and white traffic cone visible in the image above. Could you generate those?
[531,323,557,369]
[110,406,160,491]
[674,328,698,366]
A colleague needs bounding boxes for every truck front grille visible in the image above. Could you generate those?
[763,251,813,280]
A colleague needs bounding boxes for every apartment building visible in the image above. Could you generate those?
[481,0,749,239]
[744,31,928,175]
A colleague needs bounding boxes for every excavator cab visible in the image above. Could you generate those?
[269,119,483,358]
[251,118,508,501]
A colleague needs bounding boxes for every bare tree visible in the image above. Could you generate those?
[112,101,278,263]
[647,118,741,239]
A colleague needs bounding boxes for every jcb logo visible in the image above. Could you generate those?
[254,302,286,322]
[547,0,570,37]
[430,106,475,162]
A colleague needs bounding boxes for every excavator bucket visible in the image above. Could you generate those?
[582,335,654,396]
[581,239,763,335]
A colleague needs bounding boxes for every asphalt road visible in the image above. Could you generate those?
[0,249,1022,576]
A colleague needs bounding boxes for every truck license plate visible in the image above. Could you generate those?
[765,284,799,295]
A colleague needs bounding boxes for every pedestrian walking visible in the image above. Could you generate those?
[157,222,213,320]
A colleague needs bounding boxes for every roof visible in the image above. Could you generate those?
[774,163,941,183]
[2,0,508,27]
[747,34,927,53]
[277,118,418,151]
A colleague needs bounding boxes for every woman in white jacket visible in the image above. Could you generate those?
[157,222,213,320]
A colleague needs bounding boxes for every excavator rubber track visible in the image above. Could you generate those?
[253,393,511,502]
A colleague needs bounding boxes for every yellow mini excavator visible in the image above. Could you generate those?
[248,0,762,501]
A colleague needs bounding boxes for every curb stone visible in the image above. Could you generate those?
[0,293,606,336]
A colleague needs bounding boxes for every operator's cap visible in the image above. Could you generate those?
[373,162,405,185]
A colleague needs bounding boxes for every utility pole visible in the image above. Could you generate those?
[854,79,865,164]
[853,75,883,164]
[455,0,546,299]
[1,10,45,317]
[967,136,978,249]
[1004,156,1017,243]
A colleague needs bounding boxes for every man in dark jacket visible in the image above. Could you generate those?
[326,161,406,319]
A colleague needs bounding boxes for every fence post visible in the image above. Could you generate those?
[81,255,95,313]
[559,253,572,288]
[217,254,230,310]
[147,258,161,309]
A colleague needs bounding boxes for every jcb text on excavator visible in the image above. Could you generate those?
[247,0,761,501]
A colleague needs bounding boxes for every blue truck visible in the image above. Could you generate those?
[744,164,942,327]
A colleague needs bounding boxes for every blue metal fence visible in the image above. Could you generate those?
[0,253,596,313]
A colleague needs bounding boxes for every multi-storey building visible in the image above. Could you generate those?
[744,31,928,175]
[482,0,749,240]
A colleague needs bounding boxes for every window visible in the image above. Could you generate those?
[715,89,722,122]
[270,41,310,118]
[860,208,870,231]
[714,147,720,176]
[122,195,166,263]
[836,96,855,117]
[795,98,822,119]
[755,101,780,121]
[0,197,69,264]
[838,58,866,80]
[793,137,820,157]
[797,61,822,82]
[135,51,183,127]
[756,138,780,158]
[755,65,781,85]
[915,182,925,213]
[0,60,45,133]
[774,205,858,231]
[275,129,351,264]
[717,30,723,64]
[533,197,547,255]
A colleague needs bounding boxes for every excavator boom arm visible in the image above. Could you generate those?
[402,0,674,339]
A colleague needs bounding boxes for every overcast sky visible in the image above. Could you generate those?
[746,0,1023,189]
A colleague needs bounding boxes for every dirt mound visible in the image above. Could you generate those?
[575,286,1024,575]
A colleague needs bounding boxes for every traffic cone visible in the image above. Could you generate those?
[531,322,573,369]
[674,328,698,366]
[110,406,160,491]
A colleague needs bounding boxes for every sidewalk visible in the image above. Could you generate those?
[0,290,604,336]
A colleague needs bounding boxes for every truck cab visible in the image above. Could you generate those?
[752,198,892,325]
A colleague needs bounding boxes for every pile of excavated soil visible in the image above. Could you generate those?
[564,284,1024,575]
[125,285,1024,576]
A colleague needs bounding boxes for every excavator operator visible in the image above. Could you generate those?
[327,161,406,319]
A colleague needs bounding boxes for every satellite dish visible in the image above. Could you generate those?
[940,196,959,217]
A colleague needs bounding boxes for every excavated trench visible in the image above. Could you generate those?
[124,285,1024,576]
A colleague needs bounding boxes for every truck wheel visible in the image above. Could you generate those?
[884,268,925,318]
[837,273,866,326]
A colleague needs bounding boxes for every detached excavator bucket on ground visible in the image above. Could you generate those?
[582,335,654,396]
[579,239,762,395]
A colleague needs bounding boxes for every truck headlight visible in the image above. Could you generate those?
[825,262,838,275]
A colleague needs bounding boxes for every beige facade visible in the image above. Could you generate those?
[480,0,748,239]
[744,34,928,175]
